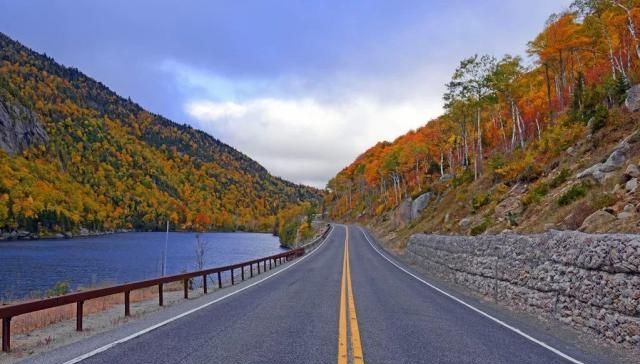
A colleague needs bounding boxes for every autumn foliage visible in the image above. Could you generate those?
[327,1,639,220]
[0,33,320,235]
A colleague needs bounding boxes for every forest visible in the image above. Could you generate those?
[0,32,320,236]
[326,0,639,223]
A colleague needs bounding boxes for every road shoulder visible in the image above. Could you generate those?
[358,226,640,364]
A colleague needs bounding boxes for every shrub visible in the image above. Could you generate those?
[517,164,542,183]
[605,75,630,106]
[488,153,506,181]
[549,168,571,189]
[470,219,491,236]
[558,183,589,206]
[46,281,70,297]
[471,192,491,212]
[523,183,549,206]
[591,191,617,210]
[298,222,313,241]
[452,169,474,187]
[279,220,299,247]
[589,104,608,133]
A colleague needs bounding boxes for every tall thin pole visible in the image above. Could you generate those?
[162,220,169,276]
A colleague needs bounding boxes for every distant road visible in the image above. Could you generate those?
[30,225,608,364]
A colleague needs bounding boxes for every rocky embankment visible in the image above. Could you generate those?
[405,231,640,347]
[0,228,132,241]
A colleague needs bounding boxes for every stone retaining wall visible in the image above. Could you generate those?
[405,231,640,346]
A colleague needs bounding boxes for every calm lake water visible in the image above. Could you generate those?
[0,232,285,300]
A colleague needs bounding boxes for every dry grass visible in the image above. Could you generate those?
[7,281,183,335]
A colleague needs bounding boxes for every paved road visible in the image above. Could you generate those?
[36,225,609,364]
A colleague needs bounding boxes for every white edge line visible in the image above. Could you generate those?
[357,226,586,364]
[62,225,335,364]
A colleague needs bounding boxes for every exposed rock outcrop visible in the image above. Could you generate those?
[625,84,640,112]
[0,98,48,155]
[626,178,638,193]
[579,210,617,233]
[625,164,640,178]
[577,130,640,183]
[394,198,412,228]
[411,192,432,220]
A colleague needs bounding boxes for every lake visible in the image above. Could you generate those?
[0,232,286,301]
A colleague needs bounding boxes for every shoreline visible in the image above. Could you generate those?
[0,228,277,243]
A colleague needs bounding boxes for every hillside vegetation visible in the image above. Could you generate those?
[326,1,640,246]
[0,33,320,236]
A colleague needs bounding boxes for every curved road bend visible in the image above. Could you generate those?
[52,225,605,364]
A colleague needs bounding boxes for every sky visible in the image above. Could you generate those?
[0,0,572,188]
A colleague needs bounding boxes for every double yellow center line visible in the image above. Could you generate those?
[337,227,365,364]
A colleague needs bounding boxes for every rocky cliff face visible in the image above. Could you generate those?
[405,231,640,347]
[0,98,47,154]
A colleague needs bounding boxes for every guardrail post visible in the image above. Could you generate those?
[258,261,261,274]
[250,263,253,277]
[76,301,84,331]
[124,291,131,316]
[2,317,10,352]
[263,260,267,271]
[183,279,189,299]
[217,272,222,288]
[159,283,164,306]
[269,258,272,270]
[203,274,208,294]
[231,269,235,285]
[241,265,245,281]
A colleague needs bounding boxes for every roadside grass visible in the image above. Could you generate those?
[8,282,184,335]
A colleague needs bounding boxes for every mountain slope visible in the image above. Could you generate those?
[326,2,640,245]
[0,32,320,235]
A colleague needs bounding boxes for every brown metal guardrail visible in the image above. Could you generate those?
[0,225,331,352]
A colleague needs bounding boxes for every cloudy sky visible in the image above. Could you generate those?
[0,0,571,187]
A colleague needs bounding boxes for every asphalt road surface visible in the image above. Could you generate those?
[31,225,611,364]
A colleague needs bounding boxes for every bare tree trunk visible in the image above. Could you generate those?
[511,118,517,151]
[498,116,507,153]
[476,106,483,179]
[544,62,554,124]
[391,173,400,205]
[515,103,525,150]
[612,1,640,61]
[510,100,517,151]
[555,75,563,111]
[473,142,478,181]
[460,114,469,168]
[558,50,565,110]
